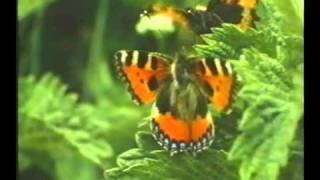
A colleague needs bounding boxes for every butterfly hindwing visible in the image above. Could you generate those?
[114,50,171,105]
[194,58,236,112]
[151,82,215,155]
[151,109,215,155]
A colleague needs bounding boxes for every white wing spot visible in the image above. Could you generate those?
[132,50,139,65]
[214,59,224,76]
[202,59,212,76]
[146,53,152,70]
[120,50,128,63]
[226,61,233,75]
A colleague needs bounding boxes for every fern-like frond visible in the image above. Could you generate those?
[19,73,113,167]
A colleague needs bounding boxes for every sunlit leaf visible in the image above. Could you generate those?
[228,50,303,180]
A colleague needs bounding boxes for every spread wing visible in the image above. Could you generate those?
[114,50,172,105]
[193,58,236,112]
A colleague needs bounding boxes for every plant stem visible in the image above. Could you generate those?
[83,0,111,100]
[29,9,45,76]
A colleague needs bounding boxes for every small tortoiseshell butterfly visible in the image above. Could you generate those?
[114,50,236,155]
[141,0,258,34]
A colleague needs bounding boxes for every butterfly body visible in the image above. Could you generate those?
[157,55,208,122]
[114,50,235,155]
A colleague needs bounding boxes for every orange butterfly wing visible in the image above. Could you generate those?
[114,50,171,105]
[152,112,214,155]
[194,58,236,112]
[191,116,214,143]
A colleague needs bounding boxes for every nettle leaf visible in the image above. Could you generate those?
[279,118,304,180]
[255,0,303,36]
[19,73,113,167]
[194,24,278,60]
[277,35,303,69]
[269,0,303,35]
[192,2,303,178]
[104,132,239,180]
[228,48,303,180]
[229,95,302,180]
[235,49,291,91]
[254,0,282,32]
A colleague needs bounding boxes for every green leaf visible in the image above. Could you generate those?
[234,49,291,91]
[19,73,113,167]
[194,24,278,60]
[269,0,304,35]
[279,119,304,180]
[104,132,239,180]
[228,49,303,180]
[18,0,55,20]
[192,1,304,178]
[229,96,302,180]
[54,153,99,180]
[277,35,304,69]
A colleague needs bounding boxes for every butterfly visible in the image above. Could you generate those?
[140,0,258,35]
[114,50,236,155]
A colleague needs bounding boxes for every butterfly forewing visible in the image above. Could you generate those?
[114,50,171,105]
[193,58,236,112]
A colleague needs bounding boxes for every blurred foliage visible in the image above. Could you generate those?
[18,0,303,180]
[18,0,55,20]
[19,74,113,167]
